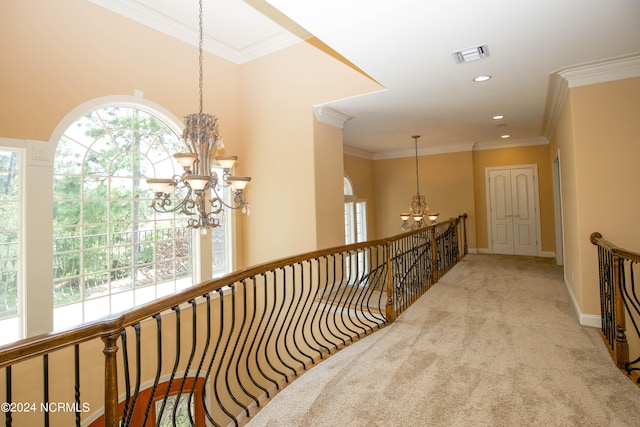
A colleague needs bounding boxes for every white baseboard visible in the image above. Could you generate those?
[563,276,601,328]
[467,248,479,254]
[473,248,555,258]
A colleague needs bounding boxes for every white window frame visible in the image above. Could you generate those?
[344,177,368,283]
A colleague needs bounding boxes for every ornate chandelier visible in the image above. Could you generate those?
[400,135,438,229]
[147,0,250,232]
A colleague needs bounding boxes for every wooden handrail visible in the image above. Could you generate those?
[590,232,640,263]
[0,215,468,426]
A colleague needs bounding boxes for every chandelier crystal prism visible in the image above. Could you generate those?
[400,135,438,229]
[147,0,250,232]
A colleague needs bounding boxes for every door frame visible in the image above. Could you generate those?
[552,152,564,265]
[485,164,543,256]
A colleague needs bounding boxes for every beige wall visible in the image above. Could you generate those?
[238,41,380,265]
[472,144,556,253]
[372,151,476,246]
[551,77,640,317]
[0,0,241,147]
[313,119,346,250]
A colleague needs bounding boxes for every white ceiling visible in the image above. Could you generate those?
[91,0,640,157]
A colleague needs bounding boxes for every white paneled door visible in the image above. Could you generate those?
[487,166,539,256]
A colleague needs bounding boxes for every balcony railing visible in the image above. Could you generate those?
[591,232,640,384]
[0,214,467,426]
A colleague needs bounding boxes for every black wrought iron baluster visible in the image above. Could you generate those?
[194,294,213,427]
[74,344,80,427]
[305,257,332,357]
[220,283,253,424]
[329,252,354,342]
[296,260,325,361]
[327,252,347,340]
[287,263,315,367]
[605,249,615,348]
[347,249,371,334]
[321,254,344,347]
[260,271,291,385]
[119,329,131,426]
[156,306,182,425]
[361,246,385,323]
[251,274,280,392]
[43,354,49,427]
[6,365,12,427]
[621,260,640,379]
[278,264,309,371]
[140,314,162,427]
[203,288,229,427]
[174,299,198,426]
[598,247,607,342]
[271,268,297,377]
[122,324,142,427]
[236,278,268,405]
[340,251,365,338]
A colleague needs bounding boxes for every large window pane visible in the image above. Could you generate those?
[0,149,21,344]
[52,106,200,328]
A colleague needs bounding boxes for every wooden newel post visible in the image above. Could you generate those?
[613,254,629,369]
[102,332,120,427]
[430,226,438,283]
[455,217,462,261]
[385,242,396,323]
[461,213,468,256]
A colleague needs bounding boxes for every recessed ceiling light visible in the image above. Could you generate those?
[473,75,492,82]
[501,134,510,139]
[493,115,504,120]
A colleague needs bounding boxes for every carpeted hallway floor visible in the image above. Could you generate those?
[246,254,640,427]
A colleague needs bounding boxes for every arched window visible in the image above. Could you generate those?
[344,176,367,282]
[52,105,231,328]
[344,176,366,245]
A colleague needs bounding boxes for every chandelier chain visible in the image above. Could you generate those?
[414,135,420,196]
[198,0,204,116]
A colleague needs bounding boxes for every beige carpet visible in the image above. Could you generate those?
[246,254,640,427]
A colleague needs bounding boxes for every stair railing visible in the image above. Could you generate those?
[0,214,467,426]
[591,232,640,384]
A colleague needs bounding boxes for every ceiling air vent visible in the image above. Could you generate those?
[451,44,489,64]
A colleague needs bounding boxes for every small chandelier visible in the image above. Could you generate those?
[147,0,250,232]
[400,135,438,229]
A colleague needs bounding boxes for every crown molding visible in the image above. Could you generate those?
[472,136,548,152]
[344,137,548,161]
[343,145,374,159]
[541,73,569,140]
[313,106,352,128]
[558,54,640,88]
[542,54,640,139]
[89,0,310,64]
[372,141,474,160]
